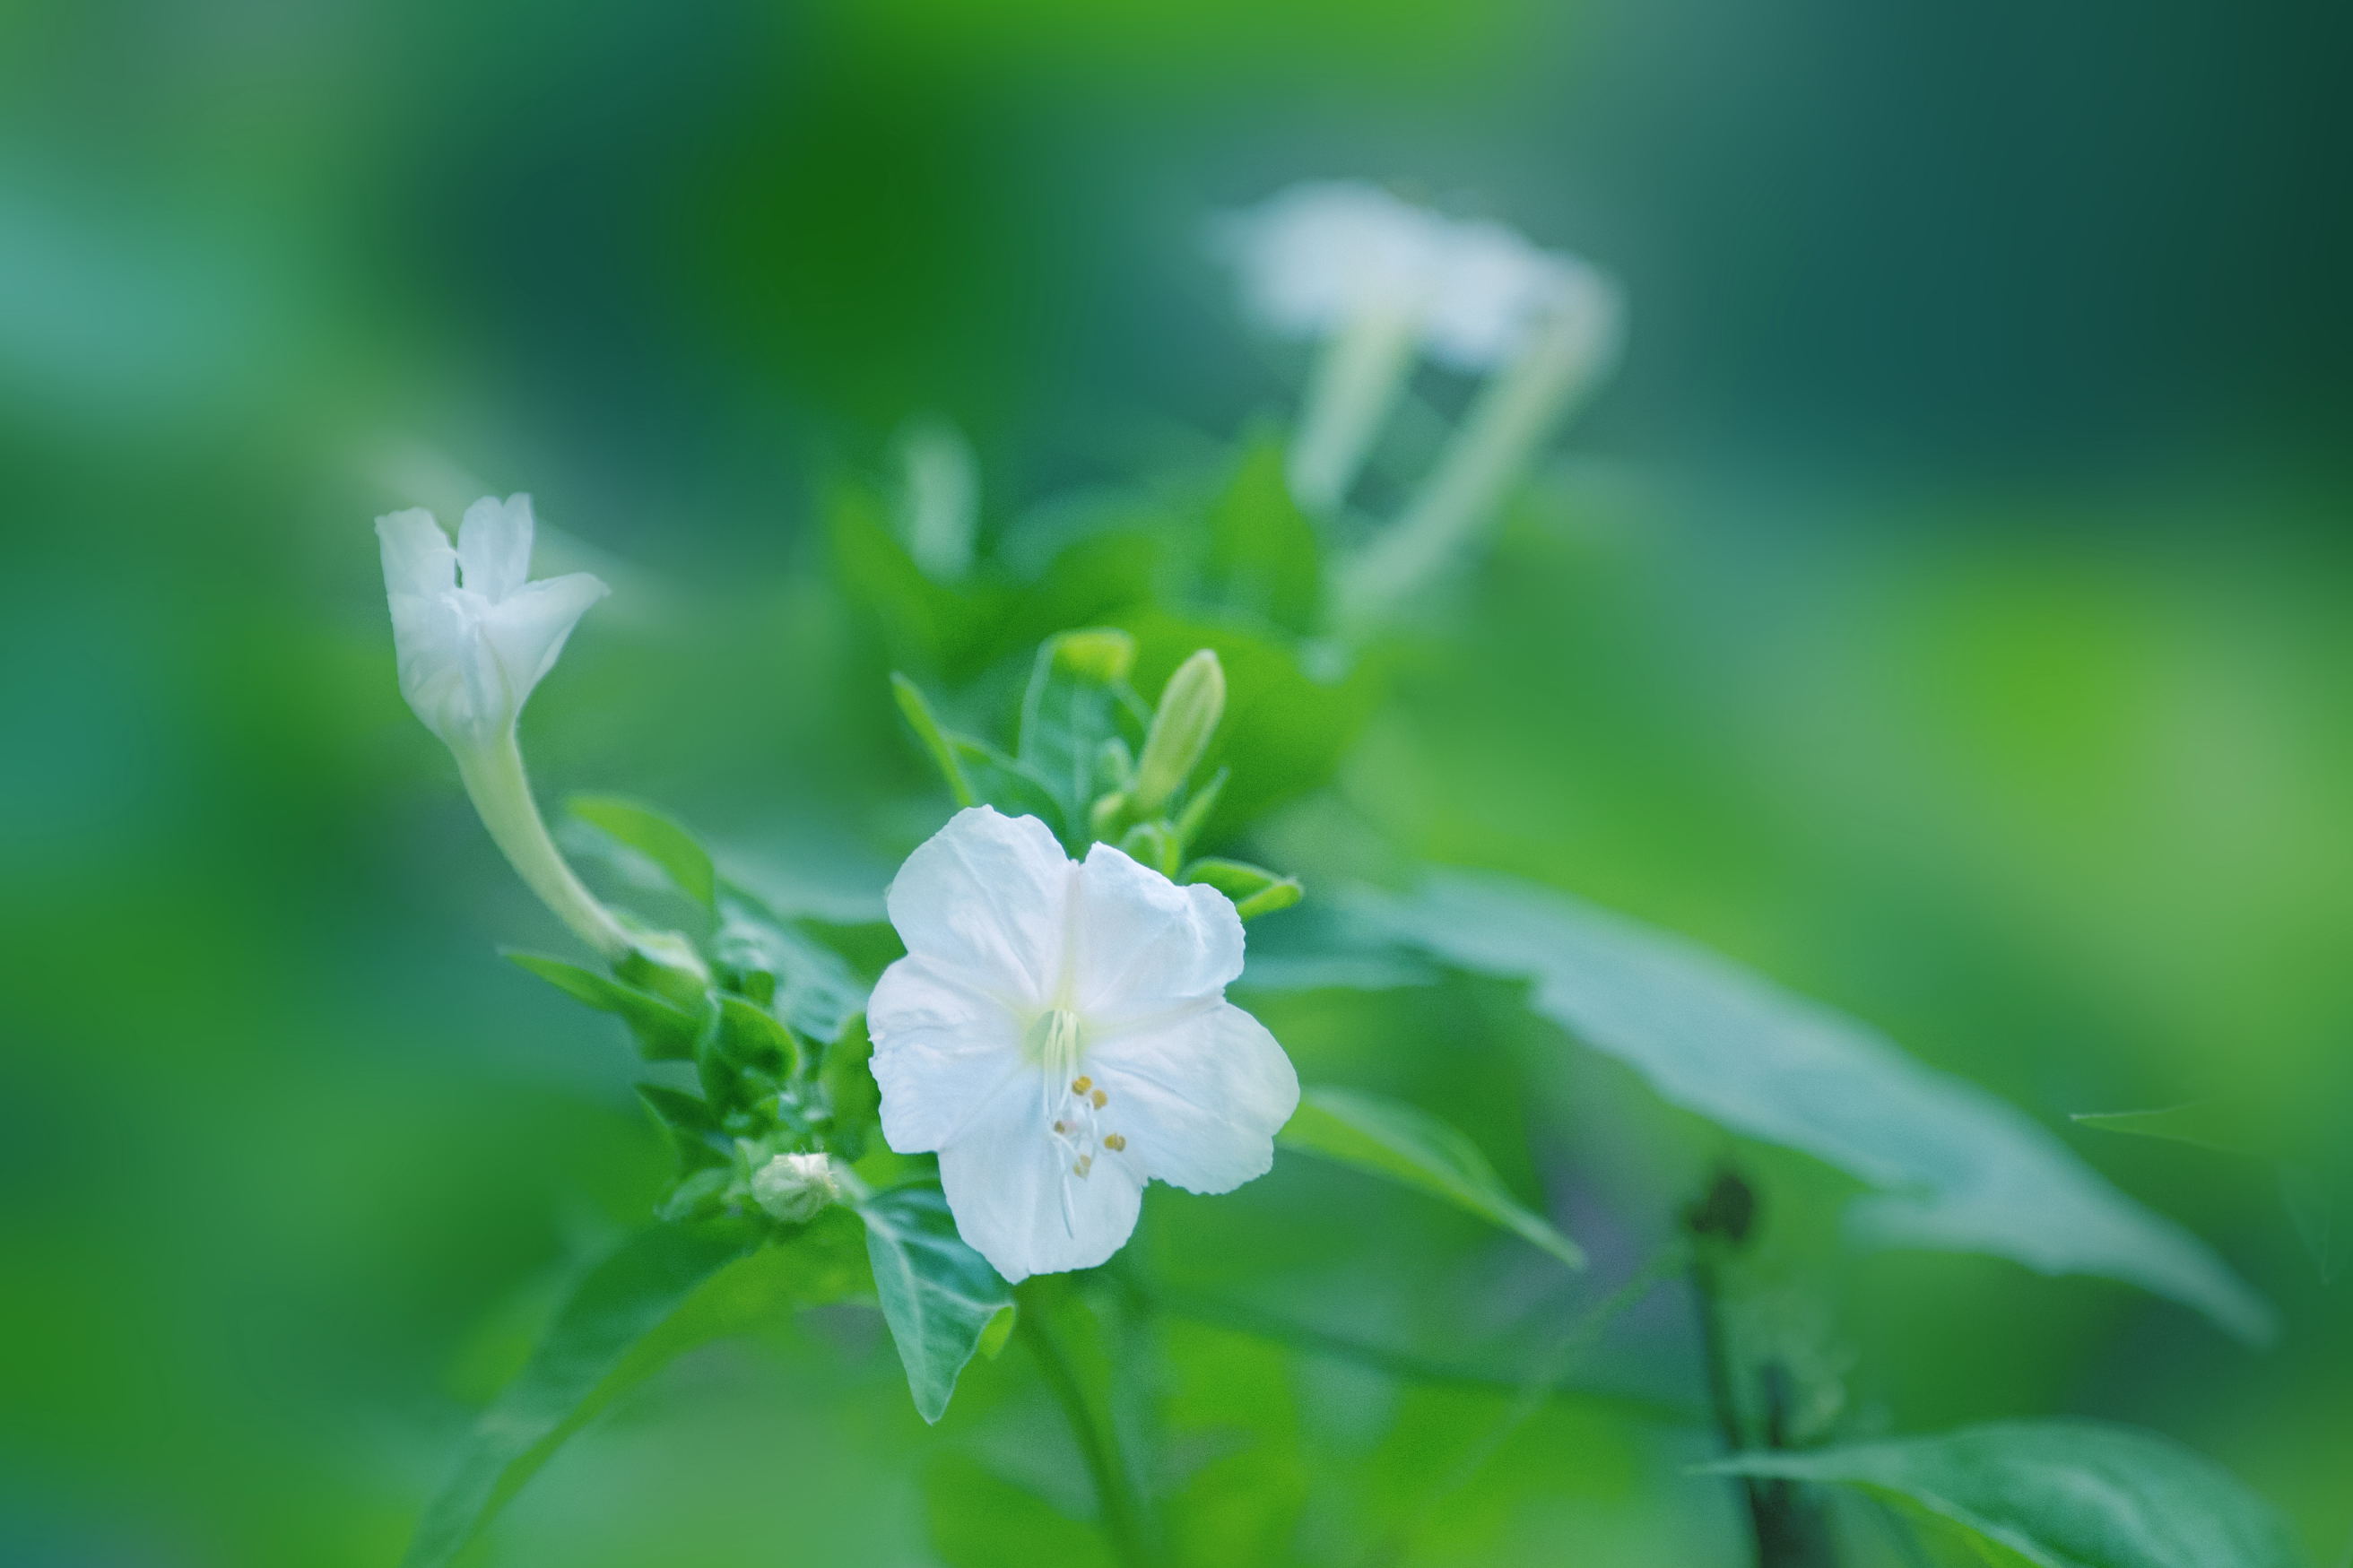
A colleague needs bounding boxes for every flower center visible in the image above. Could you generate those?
[1025,1009,1129,1208]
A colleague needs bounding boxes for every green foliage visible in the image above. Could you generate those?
[1205,434,1324,635]
[504,950,704,1061]
[821,1013,882,1161]
[1360,872,2275,1343]
[856,1185,1015,1423]
[1182,856,1304,921]
[1279,1086,1584,1267]
[1706,1421,2306,1568]
[567,795,717,910]
[399,1220,761,1568]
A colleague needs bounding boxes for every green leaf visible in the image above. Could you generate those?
[1704,1421,2305,1568]
[1018,628,1140,836]
[855,1185,1012,1422]
[890,673,977,808]
[710,897,872,1043]
[503,951,701,1061]
[399,1222,758,1568]
[1279,1086,1584,1267]
[716,992,801,1079]
[635,1083,729,1172]
[1206,433,1324,635]
[1359,874,2274,1343]
[1183,858,1304,922]
[567,795,716,910]
[820,1014,881,1161]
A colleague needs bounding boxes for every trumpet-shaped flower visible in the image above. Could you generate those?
[377,493,609,755]
[868,808,1299,1282]
[376,493,629,959]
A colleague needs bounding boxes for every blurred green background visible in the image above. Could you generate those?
[3,0,2349,1564]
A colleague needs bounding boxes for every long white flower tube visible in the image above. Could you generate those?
[867,808,1300,1282]
[377,494,630,961]
[1215,180,1616,518]
[1329,266,1622,632]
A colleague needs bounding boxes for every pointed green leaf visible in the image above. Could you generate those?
[1358,874,2274,1344]
[503,951,700,1061]
[1705,1421,2303,1568]
[567,795,716,910]
[891,673,977,808]
[855,1185,1012,1422]
[1183,858,1304,922]
[2071,1103,2262,1158]
[1280,1086,1583,1267]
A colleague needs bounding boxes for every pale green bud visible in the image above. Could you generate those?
[1131,649,1225,817]
[751,1151,839,1225]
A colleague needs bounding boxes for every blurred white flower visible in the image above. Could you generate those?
[868,808,1299,1283]
[376,493,629,959]
[377,493,610,755]
[1213,180,1608,374]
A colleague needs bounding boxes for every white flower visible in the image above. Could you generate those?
[375,491,629,960]
[376,493,608,756]
[867,808,1300,1283]
[1212,179,1610,374]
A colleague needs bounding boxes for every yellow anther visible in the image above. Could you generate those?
[1103,1133,1126,1151]
[1090,1087,1107,1108]
[1072,1155,1093,1176]
[1072,1075,1092,1094]
[1052,1120,1068,1134]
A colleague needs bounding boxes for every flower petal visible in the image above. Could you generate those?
[936,1070,1143,1284]
[1088,1001,1299,1195]
[885,808,1070,1003]
[458,492,535,601]
[869,956,1029,1154]
[376,507,456,600]
[1066,842,1245,1025]
[477,571,608,716]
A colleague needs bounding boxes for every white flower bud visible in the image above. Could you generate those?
[751,1152,840,1225]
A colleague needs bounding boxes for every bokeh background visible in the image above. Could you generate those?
[3,0,2349,1564]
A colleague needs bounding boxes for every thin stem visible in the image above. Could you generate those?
[1289,299,1424,514]
[455,730,631,961]
[1021,1295,1157,1568]
[1689,1244,1776,1568]
[1331,297,1617,633]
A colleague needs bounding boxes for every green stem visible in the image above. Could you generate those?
[1689,1244,1776,1567]
[1021,1294,1156,1568]
[455,730,631,962]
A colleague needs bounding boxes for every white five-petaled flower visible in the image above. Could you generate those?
[1211,178,1612,374]
[376,494,609,756]
[868,808,1300,1283]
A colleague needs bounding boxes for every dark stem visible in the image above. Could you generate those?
[1689,1243,1779,1567]
[1021,1294,1157,1568]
